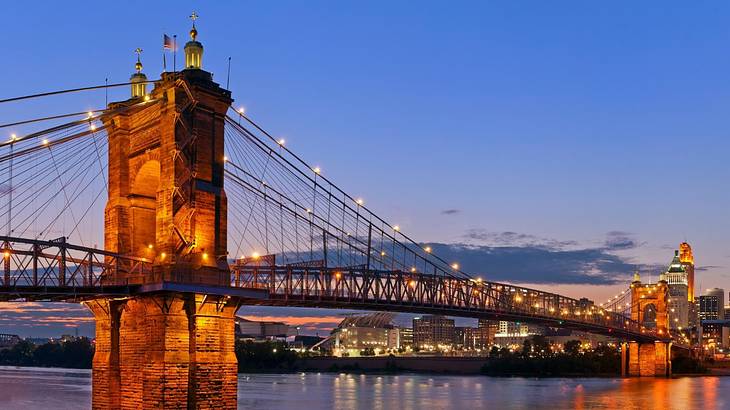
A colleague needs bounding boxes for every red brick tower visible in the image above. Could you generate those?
[88,17,238,409]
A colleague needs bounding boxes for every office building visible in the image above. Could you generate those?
[413,315,455,350]
[665,250,690,330]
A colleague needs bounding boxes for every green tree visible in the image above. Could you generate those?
[0,340,36,366]
[564,340,582,355]
[529,335,551,356]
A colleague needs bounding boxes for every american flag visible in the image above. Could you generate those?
[163,34,174,50]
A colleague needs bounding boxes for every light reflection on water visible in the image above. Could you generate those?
[0,367,727,409]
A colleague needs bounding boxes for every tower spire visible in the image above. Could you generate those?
[184,12,203,69]
[135,48,143,72]
[190,11,199,40]
[632,270,641,283]
[130,48,147,98]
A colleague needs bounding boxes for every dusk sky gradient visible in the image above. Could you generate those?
[2,1,730,337]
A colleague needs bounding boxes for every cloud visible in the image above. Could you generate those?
[440,209,461,215]
[426,229,656,285]
[696,265,723,272]
[0,302,94,337]
[462,229,578,250]
[603,231,642,251]
[238,315,343,327]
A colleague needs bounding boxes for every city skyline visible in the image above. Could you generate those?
[2,1,730,337]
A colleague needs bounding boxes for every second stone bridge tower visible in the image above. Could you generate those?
[87,19,239,409]
[623,272,672,377]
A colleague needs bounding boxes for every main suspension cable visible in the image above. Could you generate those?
[0,80,158,105]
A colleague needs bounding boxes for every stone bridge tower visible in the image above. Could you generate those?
[87,18,239,409]
[623,272,672,377]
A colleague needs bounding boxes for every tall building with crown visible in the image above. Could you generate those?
[665,250,690,330]
[679,242,695,301]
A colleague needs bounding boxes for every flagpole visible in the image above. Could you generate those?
[162,35,167,72]
[226,57,231,89]
[173,35,177,72]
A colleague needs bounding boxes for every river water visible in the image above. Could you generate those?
[0,366,727,409]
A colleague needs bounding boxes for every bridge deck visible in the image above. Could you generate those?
[0,236,677,345]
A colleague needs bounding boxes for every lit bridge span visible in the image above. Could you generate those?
[0,234,660,343]
[0,44,683,405]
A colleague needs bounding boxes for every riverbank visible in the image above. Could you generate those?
[0,339,712,378]
[298,356,489,374]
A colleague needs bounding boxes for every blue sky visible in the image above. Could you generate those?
[2,1,730,336]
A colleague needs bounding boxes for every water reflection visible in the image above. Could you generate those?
[0,367,726,409]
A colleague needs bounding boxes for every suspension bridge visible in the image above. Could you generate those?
[0,97,666,342]
[0,17,687,409]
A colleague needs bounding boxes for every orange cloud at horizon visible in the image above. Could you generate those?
[238,315,343,328]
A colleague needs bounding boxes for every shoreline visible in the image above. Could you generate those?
[0,364,725,378]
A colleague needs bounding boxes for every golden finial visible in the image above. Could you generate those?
[189,11,199,40]
[134,48,143,73]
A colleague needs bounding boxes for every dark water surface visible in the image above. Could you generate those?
[0,366,727,409]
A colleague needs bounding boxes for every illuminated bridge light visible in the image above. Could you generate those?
[335,271,342,280]
[424,246,431,253]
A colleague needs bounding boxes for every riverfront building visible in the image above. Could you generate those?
[413,315,455,351]
[699,288,729,350]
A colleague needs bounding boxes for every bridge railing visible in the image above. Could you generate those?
[0,236,152,290]
[231,265,657,338]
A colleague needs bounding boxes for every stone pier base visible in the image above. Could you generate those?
[86,293,238,409]
[626,341,671,377]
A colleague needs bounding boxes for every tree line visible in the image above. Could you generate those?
[0,338,94,369]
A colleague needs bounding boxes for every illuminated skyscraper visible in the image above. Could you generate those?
[679,242,695,302]
[665,250,690,330]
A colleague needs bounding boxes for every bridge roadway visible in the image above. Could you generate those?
[0,235,666,344]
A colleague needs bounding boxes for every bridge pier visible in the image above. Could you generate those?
[87,294,238,409]
[623,341,672,377]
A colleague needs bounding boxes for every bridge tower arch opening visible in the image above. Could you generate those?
[129,159,160,258]
[641,303,657,329]
[623,272,672,377]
